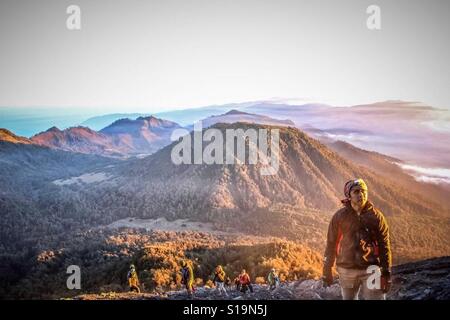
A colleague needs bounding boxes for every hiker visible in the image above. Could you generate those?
[213,265,228,297]
[224,276,232,289]
[239,269,253,295]
[233,276,241,292]
[267,268,280,290]
[127,264,141,293]
[322,178,392,300]
[181,260,195,298]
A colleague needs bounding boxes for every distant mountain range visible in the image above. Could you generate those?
[75,100,450,169]
[1,111,297,158]
[25,116,181,157]
[186,109,295,130]
[30,126,125,156]
[81,113,152,130]
[80,105,240,130]
[99,115,182,155]
[3,99,449,168]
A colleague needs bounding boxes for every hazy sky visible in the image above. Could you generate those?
[0,0,449,113]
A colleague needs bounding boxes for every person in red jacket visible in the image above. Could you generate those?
[239,269,253,295]
[322,178,392,300]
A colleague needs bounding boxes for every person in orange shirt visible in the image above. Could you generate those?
[239,269,253,295]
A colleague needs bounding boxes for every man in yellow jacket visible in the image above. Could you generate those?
[127,264,141,293]
[181,260,195,298]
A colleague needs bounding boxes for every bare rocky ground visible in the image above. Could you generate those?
[74,281,341,301]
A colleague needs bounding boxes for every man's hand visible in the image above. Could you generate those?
[380,271,391,293]
[322,267,333,287]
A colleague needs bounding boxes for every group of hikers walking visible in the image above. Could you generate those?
[127,263,280,298]
[127,178,391,300]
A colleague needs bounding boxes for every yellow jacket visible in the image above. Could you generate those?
[128,270,139,287]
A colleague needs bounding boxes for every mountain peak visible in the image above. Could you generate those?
[95,116,182,154]
[46,126,61,133]
[108,118,133,126]
[224,109,249,116]
[136,115,180,128]
[104,116,172,129]
[69,126,97,134]
[137,115,162,126]
[35,126,97,137]
[136,115,157,121]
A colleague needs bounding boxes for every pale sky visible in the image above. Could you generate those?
[0,0,449,113]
